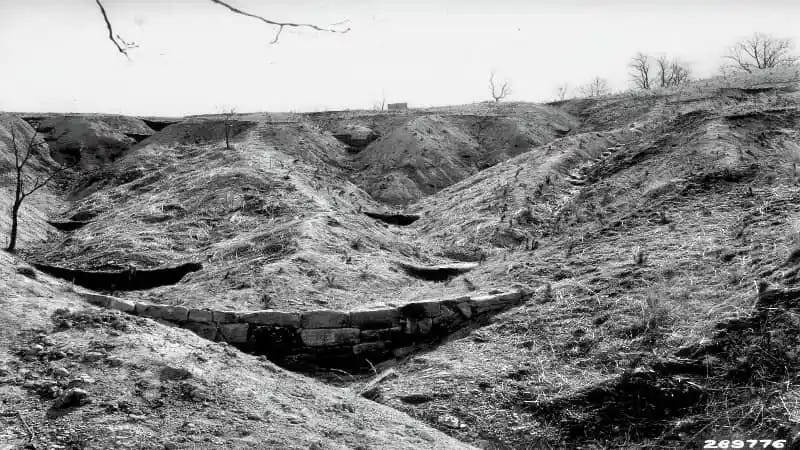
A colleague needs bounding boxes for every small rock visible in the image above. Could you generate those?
[52,367,70,378]
[70,374,96,385]
[26,344,44,356]
[49,350,68,360]
[160,366,191,380]
[399,393,434,404]
[83,351,104,362]
[53,387,90,409]
[16,266,37,279]
[246,413,262,421]
[107,357,124,367]
[43,385,63,398]
[437,414,465,429]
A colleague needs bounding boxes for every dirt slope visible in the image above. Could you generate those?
[0,114,474,449]
[364,71,800,447]
[0,113,62,249]
[312,104,576,205]
[25,116,472,312]
[0,250,470,449]
[30,115,155,170]
[7,68,800,448]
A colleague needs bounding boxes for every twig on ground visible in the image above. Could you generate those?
[17,411,34,442]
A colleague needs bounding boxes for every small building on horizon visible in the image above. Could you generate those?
[387,102,408,111]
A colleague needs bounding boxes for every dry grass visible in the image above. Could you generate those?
[9,71,800,447]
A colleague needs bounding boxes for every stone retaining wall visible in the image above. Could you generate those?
[79,289,528,371]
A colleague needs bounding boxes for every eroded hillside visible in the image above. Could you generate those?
[0,113,472,449]
[4,68,800,448]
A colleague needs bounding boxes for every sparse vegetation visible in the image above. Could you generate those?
[489,72,512,103]
[630,52,691,90]
[6,28,800,450]
[724,32,798,73]
[554,83,570,101]
[579,76,610,97]
[633,247,647,265]
[4,126,74,252]
[222,107,236,149]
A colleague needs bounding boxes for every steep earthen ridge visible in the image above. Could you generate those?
[78,288,529,371]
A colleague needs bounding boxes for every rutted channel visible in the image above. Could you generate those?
[32,263,202,291]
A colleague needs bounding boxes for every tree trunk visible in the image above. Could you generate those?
[225,123,231,149]
[7,201,20,252]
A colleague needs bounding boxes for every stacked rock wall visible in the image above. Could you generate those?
[80,289,527,371]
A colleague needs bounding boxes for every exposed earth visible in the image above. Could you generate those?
[3,68,800,448]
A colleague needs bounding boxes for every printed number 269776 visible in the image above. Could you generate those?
[704,440,786,449]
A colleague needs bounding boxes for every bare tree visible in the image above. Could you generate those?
[489,72,512,103]
[5,127,75,252]
[579,77,610,98]
[655,55,691,87]
[554,83,570,101]
[94,0,350,57]
[373,90,386,111]
[724,32,798,73]
[629,52,652,90]
[669,60,691,86]
[223,108,236,149]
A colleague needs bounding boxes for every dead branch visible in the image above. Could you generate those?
[95,0,349,56]
[208,0,350,44]
[95,0,137,57]
[17,411,34,442]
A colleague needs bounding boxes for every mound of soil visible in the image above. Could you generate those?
[37,115,155,169]
[355,115,481,205]
[348,105,576,205]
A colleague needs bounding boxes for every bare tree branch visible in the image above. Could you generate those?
[654,55,691,88]
[6,126,77,252]
[95,0,349,56]
[670,60,691,86]
[579,77,609,98]
[23,161,76,200]
[95,0,137,57]
[724,33,797,73]
[207,0,350,44]
[489,72,512,103]
[554,83,569,101]
[629,52,651,90]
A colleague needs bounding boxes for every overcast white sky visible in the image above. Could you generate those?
[1,0,799,116]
